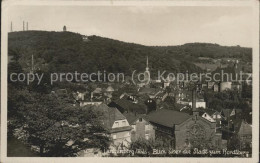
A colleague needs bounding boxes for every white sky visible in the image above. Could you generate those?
[7,6,253,47]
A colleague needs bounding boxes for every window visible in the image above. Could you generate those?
[139,118,142,122]
[115,122,119,127]
[122,121,126,126]
[113,134,117,139]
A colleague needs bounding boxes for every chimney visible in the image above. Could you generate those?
[192,89,196,112]
[192,89,199,118]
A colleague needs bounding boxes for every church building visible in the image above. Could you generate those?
[148,90,224,150]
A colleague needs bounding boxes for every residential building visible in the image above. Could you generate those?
[123,112,155,141]
[95,104,132,149]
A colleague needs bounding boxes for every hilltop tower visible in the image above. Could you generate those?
[63,25,67,32]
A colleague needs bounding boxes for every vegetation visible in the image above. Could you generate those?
[8,31,252,78]
[8,59,111,157]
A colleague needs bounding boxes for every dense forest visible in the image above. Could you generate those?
[8,31,252,76]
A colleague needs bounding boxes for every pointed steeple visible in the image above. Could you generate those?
[146,55,149,71]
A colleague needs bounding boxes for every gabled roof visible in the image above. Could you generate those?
[148,109,192,128]
[123,112,138,124]
[93,88,102,94]
[93,104,126,130]
[106,86,114,92]
[123,112,150,125]
[221,109,232,118]
[238,121,252,135]
[138,87,159,95]
[200,109,217,116]
[111,99,147,114]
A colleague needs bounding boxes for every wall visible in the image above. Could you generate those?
[201,113,216,122]
[175,116,219,150]
[112,119,130,128]
[131,118,155,141]
[111,131,131,147]
[220,82,232,92]
[188,101,206,109]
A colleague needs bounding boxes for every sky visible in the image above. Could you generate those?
[7,5,253,47]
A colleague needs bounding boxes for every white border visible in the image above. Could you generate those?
[1,0,259,163]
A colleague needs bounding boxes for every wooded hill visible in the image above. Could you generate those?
[8,31,252,76]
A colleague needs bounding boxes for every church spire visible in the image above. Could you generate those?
[146,55,149,71]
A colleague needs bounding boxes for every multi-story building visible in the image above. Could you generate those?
[123,112,155,141]
[96,104,132,149]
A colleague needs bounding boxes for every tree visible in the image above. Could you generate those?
[20,93,111,156]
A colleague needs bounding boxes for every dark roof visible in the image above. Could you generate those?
[110,126,132,133]
[123,112,150,124]
[138,87,159,94]
[148,109,191,128]
[111,99,147,114]
[93,104,126,130]
[123,112,139,124]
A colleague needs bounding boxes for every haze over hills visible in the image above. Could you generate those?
[8,31,252,76]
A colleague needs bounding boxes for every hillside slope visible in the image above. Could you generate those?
[8,31,252,75]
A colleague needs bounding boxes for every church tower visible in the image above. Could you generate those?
[143,56,150,86]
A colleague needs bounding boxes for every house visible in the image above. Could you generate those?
[108,99,147,114]
[220,82,232,92]
[237,120,252,149]
[82,35,89,42]
[199,110,216,123]
[123,112,155,141]
[138,87,161,99]
[213,83,220,92]
[52,88,68,97]
[104,85,114,99]
[230,108,242,117]
[72,91,88,101]
[221,108,242,119]
[92,88,103,98]
[79,100,103,106]
[188,100,206,109]
[95,104,132,149]
[207,81,215,89]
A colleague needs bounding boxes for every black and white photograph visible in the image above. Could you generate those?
[1,0,259,162]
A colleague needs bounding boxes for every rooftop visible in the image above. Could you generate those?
[148,109,191,128]
[92,104,127,130]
